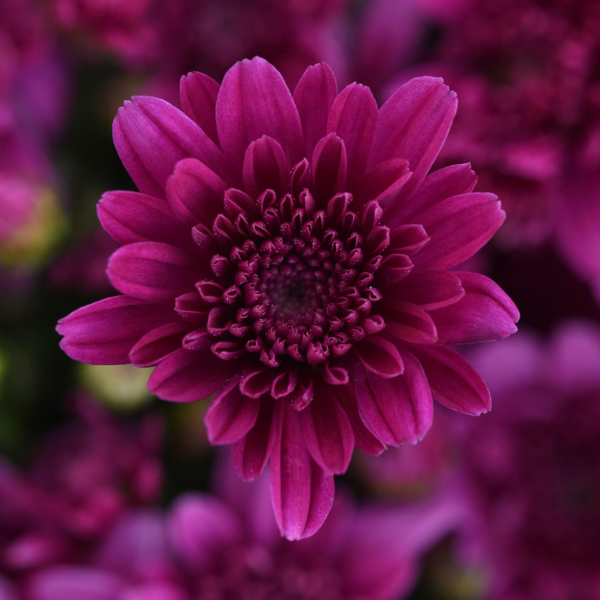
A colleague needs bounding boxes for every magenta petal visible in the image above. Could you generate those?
[233,399,276,481]
[333,384,386,456]
[327,83,378,186]
[354,159,411,207]
[166,158,229,227]
[113,96,228,199]
[389,224,430,255]
[300,383,354,474]
[148,347,238,402]
[98,191,193,251]
[386,163,476,226]
[354,350,433,446]
[293,63,338,160]
[376,252,414,288]
[129,321,190,367]
[370,77,457,201]
[239,368,277,399]
[312,133,347,204]
[216,57,304,170]
[431,272,519,344]
[179,72,220,145]
[174,293,209,325]
[413,193,505,270]
[57,296,173,365]
[270,404,335,540]
[169,494,241,570]
[205,380,260,444]
[389,270,465,310]
[242,136,289,198]
[381,301,438,344]
[354,335,404,378]
[409,345,491,415]
[107,242,201,304]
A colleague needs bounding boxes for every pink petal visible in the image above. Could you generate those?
[300,382,354,474]
[354,335,404,378]
[242,136,289,198]
[205,380,260,444]
[293,63,338,160]
[386,162,476,226]
[174,293,209,325]
[179,72,220,145]
[270,404,335,540]
[113,96,228,199]
[216,57,304,170]
[312,133,347,204]
[412,193,505,270]
[331,384,386,456]
[148,347,239,402]
[409,345,491,415]
[169,494,241,570]
[431,272,519,344]
[380,300,438,344]
[129,321,190,367]
[376,252,414,288]
[389,224,430,255]
[389,270,465,309]
[98,191,193,251]
[354,159,411,208]
[271,367,298,399]
[166,158,229,227]
[370,77,457,202]
[327,83,378,186]
[233,399,276,481]
[354,350,433,446]
[57,296,173,365]
[239,368,278,399]
[107,242,201,304]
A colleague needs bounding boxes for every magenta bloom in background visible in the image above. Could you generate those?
[57,57,518,538]
[414,0,600,296]
[26,459,459,600]
[458,324,600,598]
[0,398,162,576]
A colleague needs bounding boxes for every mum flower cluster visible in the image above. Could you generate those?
[57,57,518,539]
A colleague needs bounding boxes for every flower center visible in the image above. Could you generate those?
[262,256,326,324]
[202,189,387,369]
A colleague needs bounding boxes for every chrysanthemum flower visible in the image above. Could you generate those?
[57,57,518,539]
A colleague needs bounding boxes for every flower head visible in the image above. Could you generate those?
[57,57,518,539]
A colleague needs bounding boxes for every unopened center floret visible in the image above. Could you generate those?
[218,191,385,367]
